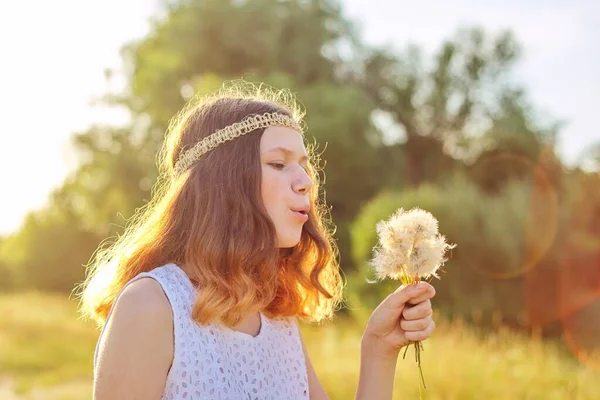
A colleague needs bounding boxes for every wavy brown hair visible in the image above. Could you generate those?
[76,83,344,328]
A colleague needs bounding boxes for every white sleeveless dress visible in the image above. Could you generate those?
[93,263,310,399]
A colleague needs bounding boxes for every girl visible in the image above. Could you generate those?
[79,84,436,399]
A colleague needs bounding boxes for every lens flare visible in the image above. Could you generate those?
[468,152,558,279]
[559,244,600,371]
[561,298,600,372]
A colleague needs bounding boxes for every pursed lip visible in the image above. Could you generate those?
[290,205,310,222]
[290,205,310,214]
[291,210,309,222]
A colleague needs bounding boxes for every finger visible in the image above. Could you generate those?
[404,320,436,342]
[385,283,428,309]
[400,316,432,332]
[407,284,436,305]
[402,300,432,320]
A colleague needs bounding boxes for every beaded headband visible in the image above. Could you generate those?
[173,112,303,177]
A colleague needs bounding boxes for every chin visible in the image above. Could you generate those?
[277,234,302,248]
[278,240,301,249]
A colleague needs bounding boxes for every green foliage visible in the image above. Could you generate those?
[362,27,523,142]
[359,26,556,186]
[0,209,100,292]
[120,0,351,132]
[61,125,157,235]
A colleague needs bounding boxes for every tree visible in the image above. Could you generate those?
[356,27,552,186]
[469,88,561,193]
[0,204,101,292]
[114,0,354,134]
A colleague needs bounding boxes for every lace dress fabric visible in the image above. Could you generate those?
[93,263,309,399]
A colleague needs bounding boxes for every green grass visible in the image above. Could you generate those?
[302,318,600,399]
[0,292,599,399]
[0,292,96,398]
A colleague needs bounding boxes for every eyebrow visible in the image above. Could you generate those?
[264,146,309,163]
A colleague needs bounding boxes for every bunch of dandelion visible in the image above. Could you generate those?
[369,207,455,396]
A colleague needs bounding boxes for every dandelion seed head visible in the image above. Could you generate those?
[370,207,456,280]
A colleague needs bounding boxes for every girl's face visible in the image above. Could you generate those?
[260,126,313,248]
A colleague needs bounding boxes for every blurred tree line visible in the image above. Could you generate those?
[1,0,598,341]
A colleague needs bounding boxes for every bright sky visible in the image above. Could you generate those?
[1,0,599,235]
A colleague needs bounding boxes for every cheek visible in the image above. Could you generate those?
[260,167,283,213]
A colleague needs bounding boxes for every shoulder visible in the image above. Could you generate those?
[94,277,174,397]
[117,276,172,316]
[100,276,173,352]
[106,277,174,340]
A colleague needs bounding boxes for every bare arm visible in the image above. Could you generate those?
[355,335,399,399]
[355,283,436,400]
[93,278,174,400]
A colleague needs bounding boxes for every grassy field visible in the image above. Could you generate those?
[1,292,599,399]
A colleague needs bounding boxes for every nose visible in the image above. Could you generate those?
[293,168,313,194]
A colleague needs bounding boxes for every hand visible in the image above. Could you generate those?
[362,282,436,359]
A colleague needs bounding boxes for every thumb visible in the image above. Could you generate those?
[385,283,426,310]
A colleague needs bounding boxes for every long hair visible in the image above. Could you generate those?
[76,82,344,328]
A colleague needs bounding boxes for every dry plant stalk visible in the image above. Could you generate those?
[369,207,456,396]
